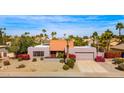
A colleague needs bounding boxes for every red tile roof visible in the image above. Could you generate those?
[50,40,74,51]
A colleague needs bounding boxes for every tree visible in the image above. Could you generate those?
[51,32,57,39]
[101,29,113,51]
[8,36,20,54]
[92,32,98,45]
[116,22,124,36]
[66,38,70,59]
[41,29,48,44]
[68,35,74,39]
[73,36,88,46]
[0,27,6,45]
[9,32,38,54]
[63,33,66,39]
[42,29,46,33]
[39,33,43,43]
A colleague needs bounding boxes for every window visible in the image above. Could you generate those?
[33,51,44,57]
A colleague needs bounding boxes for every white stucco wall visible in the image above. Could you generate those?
[28,45,50,58]
[68,46,97,60]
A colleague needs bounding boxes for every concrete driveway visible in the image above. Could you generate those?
[77,60,108,73]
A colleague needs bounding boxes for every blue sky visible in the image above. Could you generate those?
[0,15,124,37]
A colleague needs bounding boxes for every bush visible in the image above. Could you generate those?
[3,60,10,66]
[16,64,26,68]
[67,58,75,63]
[69,54,76,59]
[66,58,75,68]
[66,59,74,68]
[60,59,64,63]
[18,57,23,61]
[113,58,124,64]
[57,52,64,58]
[40,57,44,61]
[16,54,30,60]
[63,64,70,70]
[117,63,124,70]
[95,56,105,62]
[32,58,37,62]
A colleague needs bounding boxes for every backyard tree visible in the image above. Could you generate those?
[116,22,124,36]
[101,29,113,51]
[51,32,57,39]
[40,33,43,43]
[92,31,98,46]
[41,29,48,44]
[0,27,6,45]
[9,32,38,54]
[74,36,88,46]
[66,38,70,59]
[18,32,37,54]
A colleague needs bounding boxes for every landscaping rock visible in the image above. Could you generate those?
[32,58,37,62]
[3,60,10,66]
[16,64,26,69]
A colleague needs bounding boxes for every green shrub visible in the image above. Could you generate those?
[3,60,10,66]
[16,64,26,68]
[118,63,124,70]
[113,58,124,64]
[66,61,74,68]
[18,58,23,61]
[67,58,75,63]
[60,59,64,63]
[66,58,75,68]
[57,52,64,58]
[63,64,70,70]
[32,58,37,62]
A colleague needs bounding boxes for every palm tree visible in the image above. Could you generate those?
[24,32,30,36]
[40,33,43,43]
[116,22,124,36]
[44,34,48,39]
[65,38,70,59]
[0,27,6,45]
[41,29,47,44]
[42,29,47,33]
[63,33,66,39]
[51,32,57,39]
[102,29,113,51]
[92,32,98,45]
[68,35,74,39]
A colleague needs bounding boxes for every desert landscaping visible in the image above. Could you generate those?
[0,15,124,77]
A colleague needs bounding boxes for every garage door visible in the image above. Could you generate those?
[75,52,94,60]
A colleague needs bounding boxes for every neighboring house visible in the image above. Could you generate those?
[0,45,8,59]
[111,43,124,52]
[28,40,97,60]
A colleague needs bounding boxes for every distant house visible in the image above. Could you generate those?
[111,43,124,52]
[0,45,8,59]
[28,40,96,60]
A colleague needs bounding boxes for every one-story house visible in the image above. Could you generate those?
[111,43,124,52]
[28,40,97,60]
